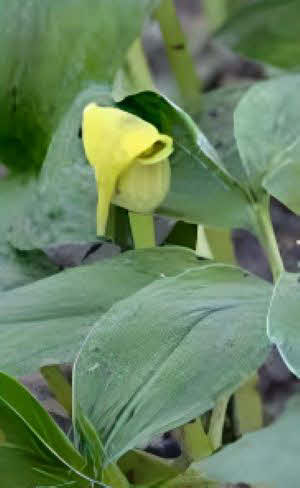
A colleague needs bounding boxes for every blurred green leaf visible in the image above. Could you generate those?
[267,271,300,377]
[0,0,158,172]
[119,91,254,231]
[73,265,271,464]
[234,75,300,209]
[216,0,300,69]
[9,86,111,250]
[0,247,202,375]
[0,175,58,291]
[195,395,300,488]
[196,83,251,184]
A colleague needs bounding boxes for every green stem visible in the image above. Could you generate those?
[231,198,284,437]
[40,365,72,416]
[208,393,230,450]
[116,39,156,251]
[126,39,155,91]
[155,0,202,113]
[255,196,284,281]
[233,374,263,436]
[196,226,214,260]
[129,212,156,249]
[197,226,236,264]
[173,419,213,468]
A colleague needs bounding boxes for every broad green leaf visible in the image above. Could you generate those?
[0,175,58,291]
[267,271,300,377]
[0,247,201,375]
[0,0,158,172]
[73,265,271,464]
[216,0,300,69]
[234,75,300,210]
[118,91,254,231]
[195,395,300,488]
[0,373,84,472]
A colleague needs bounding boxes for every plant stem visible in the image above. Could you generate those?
[196,226,214,260]
[208,393,230,450]
[233,374,263,436]
[115,39,156,251]
[255,196,284,281]
[173,419,213,468]
[197,226,236,264]
[129,212,156,248]
[40,365,72,416]
[114,38,154,100]
[126,39,155,91]
[155,0,202,113]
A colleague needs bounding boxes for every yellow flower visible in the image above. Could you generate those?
[82,103,173,235]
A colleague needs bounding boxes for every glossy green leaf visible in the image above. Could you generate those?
[0,0,158,172]
[118,91,254,231]
[73,265,271,464]
[0,175,58,291]
[0,247,202,375]
[234,75,300,210]
[267,271,300,377]
[195,395,300,488]
[0,448,86,488]
[216,0,300,69]
[0,373,89,487]
[0,373,84,471]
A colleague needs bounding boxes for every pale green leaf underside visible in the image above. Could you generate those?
[196,395,300,488]
[0,247,201,376]
[234,74,300,213]
[74,265,271,464]
[267,271,300,377]
[0,175,58,292]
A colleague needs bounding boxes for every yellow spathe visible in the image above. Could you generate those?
[82,103,173,235]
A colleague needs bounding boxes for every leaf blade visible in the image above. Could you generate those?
[73,264,271,464]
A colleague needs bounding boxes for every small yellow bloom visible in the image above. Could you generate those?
[82,103,173,235]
